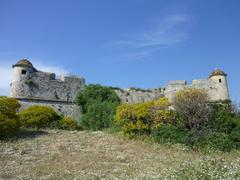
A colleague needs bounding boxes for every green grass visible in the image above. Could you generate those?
[0,129,239,179]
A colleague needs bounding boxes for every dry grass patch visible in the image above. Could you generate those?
[0,130,239,179]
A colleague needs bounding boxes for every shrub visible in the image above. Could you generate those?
[194,131,235,152]
[0,97,21,137]
[229,126,240,149]
[151,124,189,144]
[115,102,152,135]
[57,116,79,130]
[80,100,119,130]
[173,87,213,130]
[76,84,120,113]
[211,101,239,133]
[76,84,121,130]
[115,98,174,135]
[19,105,60,129]
[150,97,176,127]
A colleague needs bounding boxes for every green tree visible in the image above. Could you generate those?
[76,84,120,130]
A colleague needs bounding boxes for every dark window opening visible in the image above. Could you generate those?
[219,79,222,83]
[21,70,26,75]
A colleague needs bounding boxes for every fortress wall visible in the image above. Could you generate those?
[12,71,85,102]
[114,89,164,103]
[18,98,81,120]
[163,80,187,101]
[161,78,227,102]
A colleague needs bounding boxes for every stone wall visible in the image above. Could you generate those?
[114,75,230,104]
[11,66,85,102]
[114,88,164,103]
[17,98,81,120]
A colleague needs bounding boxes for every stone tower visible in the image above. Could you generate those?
[209,69,230,101]
[10,59,36,98]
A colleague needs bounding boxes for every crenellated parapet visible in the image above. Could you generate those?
[10,59,230,118]
[11,59,85,103]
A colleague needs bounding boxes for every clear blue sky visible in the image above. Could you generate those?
[0,0,240,101]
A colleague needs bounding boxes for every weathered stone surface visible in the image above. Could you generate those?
[18,98,81,120]
[11,66,85,102]
[114,89,164,103]
[10,59,84,119]
[10,59,230,118]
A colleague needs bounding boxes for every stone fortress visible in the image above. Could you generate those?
[10,59,230,119]
[10,59,85,119]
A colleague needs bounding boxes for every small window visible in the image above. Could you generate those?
[219,79,222,83]
[21,70,26,75]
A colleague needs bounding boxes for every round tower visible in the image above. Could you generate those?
[209,69,230,101]
[10,59,36,98]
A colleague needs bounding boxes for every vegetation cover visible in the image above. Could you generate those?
[115,97,175,135]
[19,105,60,129]
[76,84,121,130]
[56,116,79,130]
[115,87,240,152]
[1,86,240,152]
[0,97,21,137]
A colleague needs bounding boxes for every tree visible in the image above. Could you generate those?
[173,87,213,130]
[76,84,121,130]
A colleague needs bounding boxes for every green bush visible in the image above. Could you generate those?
[0,97,21,137]
[211,101,239,133]
[76,84,121,131]
[151,124,189,144]
[57,116,79,130]
[194,131,235,152]
[229,126,240,149]
[19,105,60,129]
[80,100,119,130]
[76,84,120,113]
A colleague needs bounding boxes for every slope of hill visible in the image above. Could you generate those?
[0,130,239,179]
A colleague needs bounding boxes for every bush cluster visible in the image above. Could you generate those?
[115,87,240,152]
[76,84,120,130]
[19,105,60,129]
[115,98,175,135]
[0,97,21,137]
[56,116,79,130]
[18,105,80,130]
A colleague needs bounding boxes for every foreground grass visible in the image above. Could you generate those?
[0,130,239,179]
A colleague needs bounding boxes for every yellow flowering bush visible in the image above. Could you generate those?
[19,105,60,129]
[58,116,79,130]
[0,97,21,137]
[115,97,174,134]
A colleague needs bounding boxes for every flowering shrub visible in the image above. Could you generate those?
[57,116,79,130]
[115,98,174,135]
[19,105,60,129]
[0,97,21,137]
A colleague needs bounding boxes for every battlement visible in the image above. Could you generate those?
[167,80,187,86]
[10,60,85,102]
[10,59,230,105]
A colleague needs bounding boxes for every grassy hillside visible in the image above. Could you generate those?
[0,130,240,179]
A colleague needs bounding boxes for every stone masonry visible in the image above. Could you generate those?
[10,59,85,119]
[10,59,230,119]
